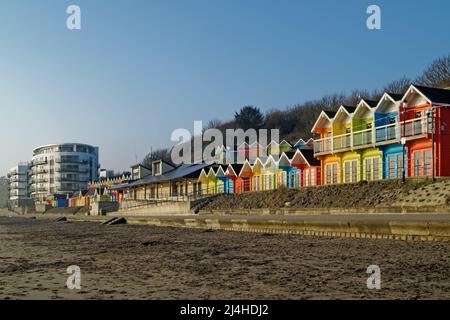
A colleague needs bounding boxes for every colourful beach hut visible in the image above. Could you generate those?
[251,158,265,192]
[277,152,301,189]
[235,160,253,193]
[374,92,406,179]
[261,156,278,191]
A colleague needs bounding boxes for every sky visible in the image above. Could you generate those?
[1,0,450,174]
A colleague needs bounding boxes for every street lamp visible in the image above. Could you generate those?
[401,102,407,184]
[427,108,436,182]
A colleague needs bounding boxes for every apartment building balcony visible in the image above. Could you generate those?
[55,186,82,193]
[31,159,48,166]
[55,158,89,165]
[9,176,27,183]
[35,168,49,174]
[9,183,27,190]
[313,116,429,157]
[55,177,89,183]
[55,168,89,174]
[32,178,49,183]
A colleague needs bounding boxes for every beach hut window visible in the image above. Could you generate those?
[332,163,339,184]
[305,170,310,186]
[388,155,396,179]
[365,159,372,181]
[414,152,422,176]
[344,162,351,183]
[373,158,380,180]
[310,169,316,186]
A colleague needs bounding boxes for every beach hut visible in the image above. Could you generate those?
[278,152,301,189]
[261,156,278,191]
[289,149,321,187]
[235,160,253,193]
[251,158,265,192]
[225,164,243,194]
[214,165,232,193]
[374,92,406,179]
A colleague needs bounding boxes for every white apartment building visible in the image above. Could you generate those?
[29,143,99,200]
[7,163,30,202]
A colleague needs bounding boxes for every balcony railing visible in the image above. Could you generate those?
[55,177,89,183]
[353,128,373,148]
[375,122,397,145]
[56,168,88,174]
[313,116,428,156]
[32,159,48,166]
[55,159,88,164]
[9,177,27,183]
[313,136,332,155]
[401,117,428,139]
[333,133,352,152]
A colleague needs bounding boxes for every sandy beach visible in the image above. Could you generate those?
[0,216,449,300]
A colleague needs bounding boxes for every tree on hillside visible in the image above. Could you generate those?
[265,109,296,136]
[346,89,371,105]
[141,148,172,168]
[234,106,265,130]
[317,94,347,110]
[205,119,223,130]
[416,54,450,88]
[384,76,412,94]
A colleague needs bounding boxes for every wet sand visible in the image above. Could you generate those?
[0,216,449,300]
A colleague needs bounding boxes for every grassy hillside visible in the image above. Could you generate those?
[0,177,8,208]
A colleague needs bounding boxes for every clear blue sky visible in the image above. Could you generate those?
[1,0,450,174]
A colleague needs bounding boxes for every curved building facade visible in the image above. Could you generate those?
[29,143,99,200]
